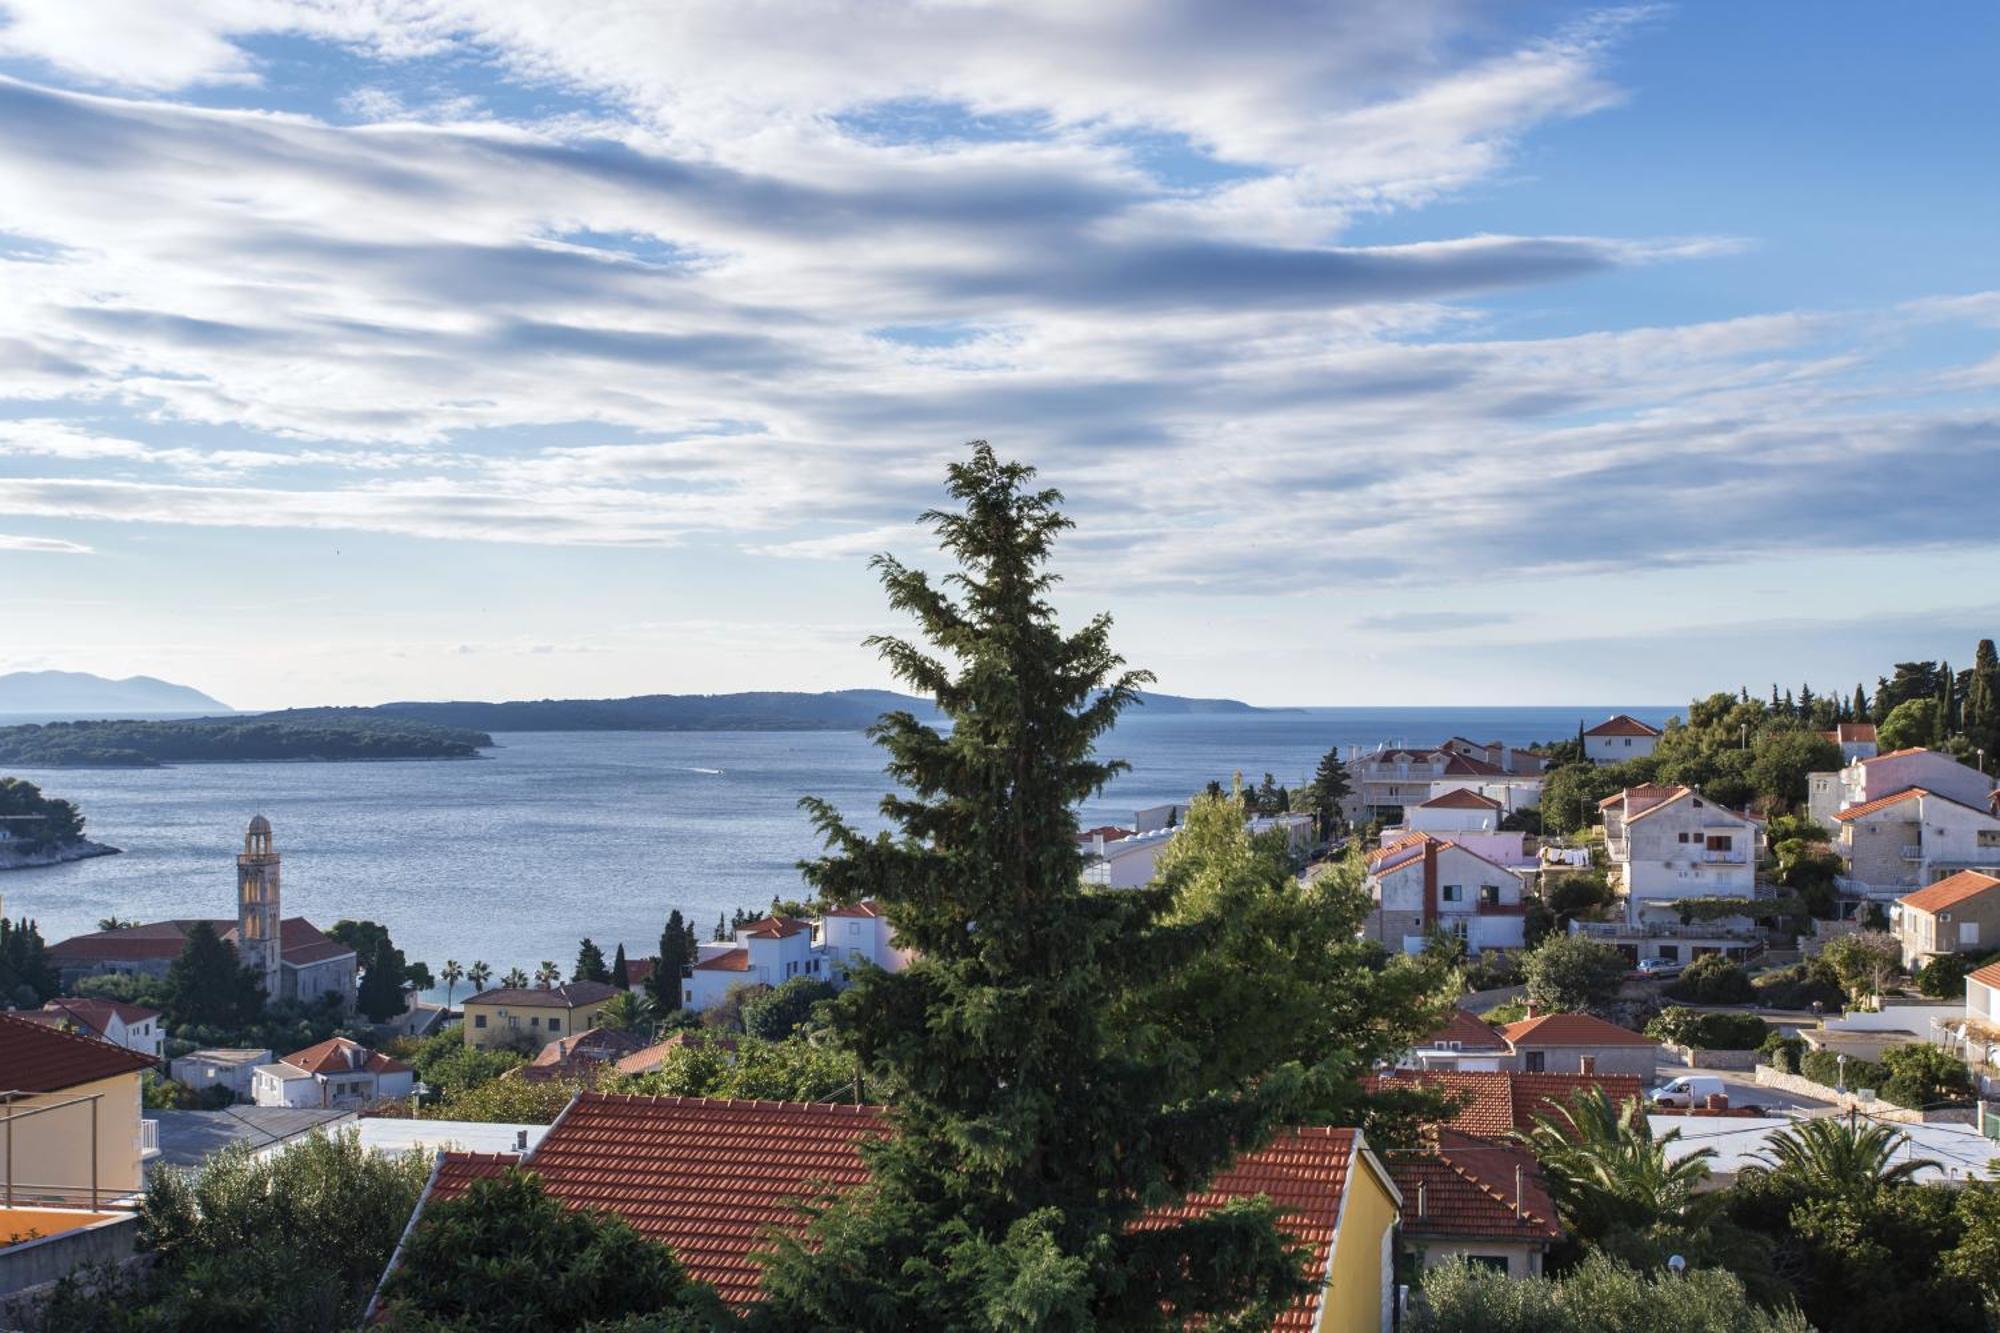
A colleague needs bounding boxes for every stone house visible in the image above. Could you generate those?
[1892,870,2000,970]
[1833,788,2000,901]
[1601,785,1760,927]
[1494,1012,1661,1078]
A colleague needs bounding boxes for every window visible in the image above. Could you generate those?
[1466,1255,1511,1273]
[548,1018,561,1033]
[474,1014,487,1029]
[1623,738,1632,747]
[1963,923,1982,947]
[1441,884,1463,902]
[529,1016,540,1029]
[848,922,861,937]
[1480,884,1501,907]
[1677,832,1690,843]
[1524,1051,1546,1072]
[1706,835,1733,852]
[683,988,693,1004]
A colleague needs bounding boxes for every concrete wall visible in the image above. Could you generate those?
[1751,1063,1974,1123]
[1513,1045,1659,1078]
[0,1210,138,1298]
[0,1073,144,1204]
[1407,1238,1542,1279]
[1661,1042,1760,1071]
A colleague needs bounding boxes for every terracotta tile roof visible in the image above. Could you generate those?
[1600,782,1677,808]
[1499,1013,1659,1049]
[613,1032,739,1076]
[1968,960,2000,991]
[1859,746,1932,764]
[1836,786,1997,824]
[1440,753,1508,776]
[1366,1071,1647,1138]
[1419,1008,1512,1053]
[418,1094,1378,1327]
[49,916,353,969]
[1834,723,1878,743]
[1583,714,1663,738]
[820,900,887,919]
[1368,833,1432,871]
[462,981,620,1009]
[42,997,159,1032]
[1899,870,2000,916]
[692,947,751,973]
[1078,826,1132,843]
[621,957,657,986]
[1391,1131,1561,1244]
[522,1028,647,1081]
[1619,786,1762,827]
[1417,789,1504,811]
[285,1036,411,1077]
[740,916,812,940]
[0,1011,156,1091]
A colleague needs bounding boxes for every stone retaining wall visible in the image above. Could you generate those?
[1751,1063,1975,1124]
[1662,1042,1760,1071]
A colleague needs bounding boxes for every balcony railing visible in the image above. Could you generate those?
[1903,845,1924,861]
[1574,920,1764,942]
[141,1118,159,1158]
[1700,850,1748,864]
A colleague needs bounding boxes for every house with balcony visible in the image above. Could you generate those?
[1891,871,2000,971]
[1601,785,1760,924]
[1364,834,1531,956]
[1350,744,1543,822]
[1809,746,1998,828]
[251,1037,414,1108]
[1582,714,1663,764]
[678,902,911,1014]
[1830,787,2000,901]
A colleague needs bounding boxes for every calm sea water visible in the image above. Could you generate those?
[3,707,1673,978]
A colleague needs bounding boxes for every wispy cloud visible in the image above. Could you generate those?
[0,532,91,553]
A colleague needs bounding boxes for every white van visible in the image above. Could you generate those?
[1649,1074,1725,1109]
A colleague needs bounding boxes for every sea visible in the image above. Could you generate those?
[2,706,1676,982]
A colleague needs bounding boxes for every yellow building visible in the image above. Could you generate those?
[459,980,618,1050]
[0,1012,155,1207]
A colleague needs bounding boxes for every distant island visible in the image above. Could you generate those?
[268,688,1291,733]
[0,776,119,868]
[0,715,494,768]
[0,669,232,715]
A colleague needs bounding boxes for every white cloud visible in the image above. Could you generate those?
[0,531,90,553]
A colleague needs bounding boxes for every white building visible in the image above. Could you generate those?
[36,998,164,1058]
[1348,745,1544,820]
[1080,825,1177,888]
[1363,834,1531,956]
[169,1048,272,1102]
[1403,789,1506,835]
[683,903,911,1013]
[1396,1008,1515,1072]
[1601,785,1761,927]
[1824,723,1880,763]
[1811,747,1998,828]
[1582,714,1663,764]
[251,1037,414,1109]
[1245,812,1316,856]
[1833,788,2000,901]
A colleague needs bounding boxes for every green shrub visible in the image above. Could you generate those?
[1800,1048,1885,1095]
[1647,1007,1769,1050]
[1667,955,1755,1005]
[1917,952,1997,999]
[1461,951,1524,991]
[1414,1252,1809,1333]
[741,976,838,1040]
[1879,1043,1975,1109]
[1752,960,1845,1011]
[1759,1031,1805,1074]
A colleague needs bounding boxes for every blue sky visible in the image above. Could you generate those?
[0,2,1995,709]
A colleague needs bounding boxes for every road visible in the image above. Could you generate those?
[1649,1060,1837,1116]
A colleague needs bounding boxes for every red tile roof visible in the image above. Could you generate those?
[1968,960,2000,991]
[1391,1131,1561,1244]
[1833,723,1878,743]
[1367,1071,1647,1138]
[41,996,159,1033]
[1899,870,2000,916]
[461,981,620,1009]
[522,1028,647,1081]
[621,957,657,986]
[613,1032,738,1076]
[740,916,812,940]
[285,1036,411,1077]
[1859,746,1932,765]
[49,916,353,969]
[1832,787,1927,821]
[820,900,886,919]
[418,1094,1381,1328]
[0,1011,156,1091]
[1419,1008,1512,1053]
[692,947,751,973]
[1583,714,1663,738]
[1499,1013,1659,1048]
[1600,782,1678,809]
[1417,789,1503,811]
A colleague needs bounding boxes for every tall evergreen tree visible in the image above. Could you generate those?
[1939,659,1956,734]
[1302,744,1351,840]
[1967,639,2000,760]
[572,937,610,984]
[357,936,409,1024]
[164,921,264,1029]
[611,942,630,991]
[755,446,1332,1330]
[0,917,58,1006]
[653,909,693,1011]
[1853,684,1870,724]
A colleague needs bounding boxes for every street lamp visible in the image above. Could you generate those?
[1667,1255,1687,1278]
[410,1079,432,1116]
[1835,1054,1848,1094]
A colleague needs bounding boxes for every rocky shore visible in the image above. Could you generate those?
[0,838,121,870]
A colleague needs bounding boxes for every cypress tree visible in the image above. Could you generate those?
[611,943,630,991]
[756,445,1320,1329]
[1854,684,1870,724]
[653,910,692,1011]
[1967,640,2000,757]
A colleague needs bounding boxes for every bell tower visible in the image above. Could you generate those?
[236,814,282,1000]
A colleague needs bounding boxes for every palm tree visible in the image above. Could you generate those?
[534,961,560,989]
[1514,1087,1717,1242]
[501,966,529,989]
[1741,1115,1940,1199]
[440,959,464,1009]
[466,960,492,995]
[97,916,130,931]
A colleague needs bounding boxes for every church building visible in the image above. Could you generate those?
[47,815,358,1010]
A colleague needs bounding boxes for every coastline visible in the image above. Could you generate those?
[0,838,122,871]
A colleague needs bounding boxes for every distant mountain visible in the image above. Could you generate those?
[0,670,231,715]
[263,688,1290,733]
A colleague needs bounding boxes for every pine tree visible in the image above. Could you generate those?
[713,912,727,942]
[165,921,263,1029]
[1303,745,1351,840]
[756,445,1324,1329]
[652,910,693,1012]
[611,943,630,991]
[572,938,610,984]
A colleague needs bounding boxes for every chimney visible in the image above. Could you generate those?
[1416,1182,1427,1219]
[514,1129,529,1152]
[1523,1002,1537,1020]
[1578,1055,1596,1075]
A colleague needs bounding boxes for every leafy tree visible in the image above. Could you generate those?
[1878,696,1944,752]
[379,1169,718,1330]
[1521,934,1627,1015]
[1877,1042,1975,1109]
[1819,931,1903,1001]
[1645,1007,1767,1050]
[1746,728,1842,805]
[134,1130,430,1331]
[1916,950,1988,998]
[406,1029,525,1095]
[754,446,1339,1330]
[654,909,696,1012]
[611,943,630,990]
[573,937,610,984]
[1544,870,1614,929]
[1515,1087,1716,1243]
[614,1032,857,1103]
[741,975,838,1040]
[1414,1252,1808,1333]
[420,1073,583,1124]
[164,920,264,1028]
[331,919,422,1023]
[1665,954,1754,1005]
[0,916,59,1006]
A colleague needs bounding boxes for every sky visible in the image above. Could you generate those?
[0,1,1996,709]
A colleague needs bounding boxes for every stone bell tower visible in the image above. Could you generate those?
[237,814,282,1000]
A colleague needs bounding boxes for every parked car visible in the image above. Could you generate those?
[1634,957,1684,979]
[1649,1074,1725,1108]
